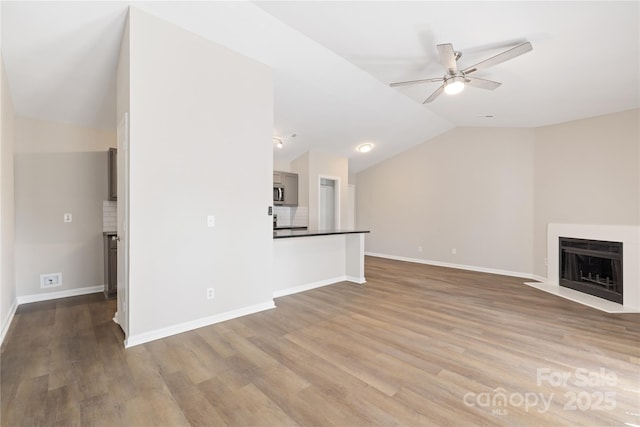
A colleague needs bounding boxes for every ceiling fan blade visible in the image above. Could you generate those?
[437,43,458,74]
[462,42,533,75]
[423,85,445,104]
[390,77,443,88]
[464,76,502,90]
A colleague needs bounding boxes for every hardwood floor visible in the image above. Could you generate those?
[2,256,639,426]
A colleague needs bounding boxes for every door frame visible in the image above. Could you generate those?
[318,175,340,230]
[116,113,130,342]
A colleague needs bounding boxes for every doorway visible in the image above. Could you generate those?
[319,177,339,230]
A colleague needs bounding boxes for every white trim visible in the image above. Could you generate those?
[124,300,276,348]
[16,285,103,305]
[345,276,366,284]
[531,274,547,283]
[365,252,535,280]
[0,299,18,345]
[274,276,347,298]
[523,281,640,314]
[546,223,639,310]
[318,174,341,230]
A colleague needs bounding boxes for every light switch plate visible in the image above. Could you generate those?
[207,215,215,227]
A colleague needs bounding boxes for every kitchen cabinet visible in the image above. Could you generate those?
[104,233,117,298]
[273,171,283,185]
[108,148,117,201]
[274,170,298,206]
[283,172,298,206]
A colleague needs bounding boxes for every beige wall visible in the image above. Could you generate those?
[14,117,115,153]
[126,8,273,339]
[356,110,640,279]
[533,109,640,277]
[308,151,349,230]
[1,57,17,338]
[357,127,535,276]
[13,118,114,297]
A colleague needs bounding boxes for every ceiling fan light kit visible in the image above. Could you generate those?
[390,41,533,103]
[444,76,465,95]
[272,133,295,149]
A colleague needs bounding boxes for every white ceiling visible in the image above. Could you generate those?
[2,2,638,172]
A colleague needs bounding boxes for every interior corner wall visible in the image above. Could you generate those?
[13,118,115,297]
[532,109,640,278]
[356,127,535,276]
[1,56,17,338]
[127,8,273,338]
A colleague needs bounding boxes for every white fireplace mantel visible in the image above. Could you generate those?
[525,223,640,313]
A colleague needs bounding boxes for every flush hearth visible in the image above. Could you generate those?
[559,237,623,304]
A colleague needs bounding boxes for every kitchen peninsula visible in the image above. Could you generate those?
[273,229,370,297]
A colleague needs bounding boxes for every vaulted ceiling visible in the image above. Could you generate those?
[2,2,638,172]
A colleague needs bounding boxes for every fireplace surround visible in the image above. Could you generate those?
[559,237,622,304]
[528,223,640,313]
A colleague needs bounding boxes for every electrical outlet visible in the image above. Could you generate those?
[417,246,423,253]
[64,213,72,223]
[206,288,215,300]
[40,273,62,288]
[451,248,457,255]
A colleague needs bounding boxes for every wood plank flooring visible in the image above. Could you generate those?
[2,256,639,426]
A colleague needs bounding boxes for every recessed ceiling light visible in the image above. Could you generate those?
[357,143,373,153]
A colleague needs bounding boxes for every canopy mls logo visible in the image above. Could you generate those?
[463,388,553,415]
[463,367,618,416]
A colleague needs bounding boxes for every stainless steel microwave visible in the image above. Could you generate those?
[273,185,285,205]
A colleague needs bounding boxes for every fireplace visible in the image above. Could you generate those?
[559,237,623,304]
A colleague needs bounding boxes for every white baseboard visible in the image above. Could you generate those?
[273,276,348,298]
[124,300,276,348]
[345,276,366,284]
[16,285,103,305]
[365,252,535,280]
[0,298,18,345]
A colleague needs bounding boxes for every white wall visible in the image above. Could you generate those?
[125,8,273,341]
[533,109,640,277]
[13,118,114,297]
[1,57,17,341]
[357,127,535,276]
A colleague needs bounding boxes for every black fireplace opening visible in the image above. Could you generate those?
[559,237,623,304]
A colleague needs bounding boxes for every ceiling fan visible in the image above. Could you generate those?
[390,41,533,103]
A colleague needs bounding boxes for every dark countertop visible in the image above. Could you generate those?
[274,226,308,231]
[273,229,370,239]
